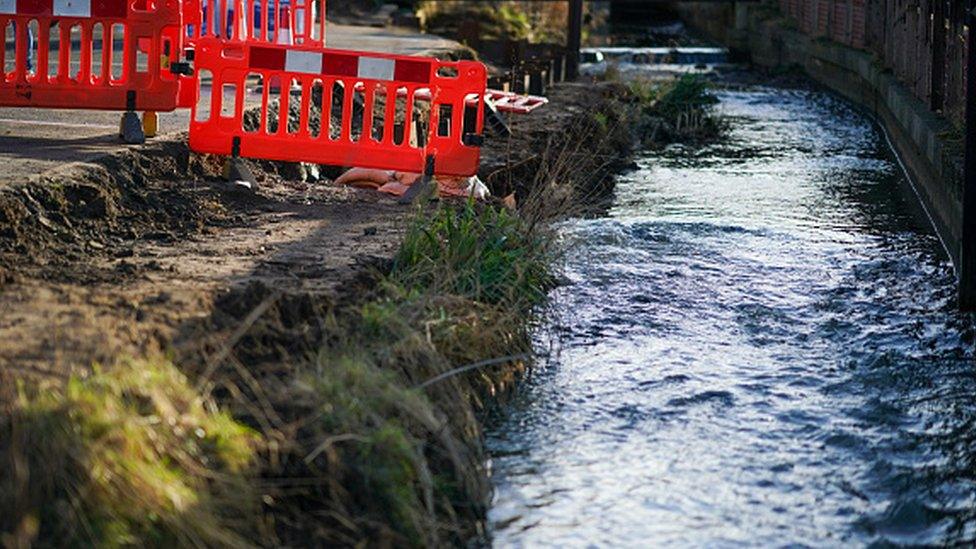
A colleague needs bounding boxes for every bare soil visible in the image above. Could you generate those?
[0,79,648,545]
[0,81,634,383]
[0,137,408,381]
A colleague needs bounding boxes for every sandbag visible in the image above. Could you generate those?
[334,168,395,189]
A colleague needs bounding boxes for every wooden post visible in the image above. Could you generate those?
[960,0,976,308]
[566,0,583,80]
[930,0,946,111]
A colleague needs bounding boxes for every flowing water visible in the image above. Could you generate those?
[486,85,976,546]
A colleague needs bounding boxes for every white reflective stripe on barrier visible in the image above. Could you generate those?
[358,57,395,81]
[284,50,321,73]
[53,0,91,17]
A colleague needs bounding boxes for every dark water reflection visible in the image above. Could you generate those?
[486,88,976,546]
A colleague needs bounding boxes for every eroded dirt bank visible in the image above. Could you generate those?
[0,81,636,381]
[0,80,645,544]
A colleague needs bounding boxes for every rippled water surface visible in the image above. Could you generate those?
[487,87,976,546]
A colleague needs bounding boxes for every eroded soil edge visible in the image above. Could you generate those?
[0,80,643,542]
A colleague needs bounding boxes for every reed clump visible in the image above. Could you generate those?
[630,74,724,141]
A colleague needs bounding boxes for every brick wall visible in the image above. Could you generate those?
[778,0,966,127]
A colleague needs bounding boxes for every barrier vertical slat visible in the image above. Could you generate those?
[101,26,111,82]
[403,88,414,146]
[249,0,257,40]
[57,24,66,82]
[36,21,44,81]
[259,78,269,132]
[339,81,355,141]
[147,32,156,85]
[121,24,130,83]
[299,78,311,135]
[36,21,47,81]
[429,95,440,147]
[361,83,375,142]
[383,84,396,143]
[80,24,92,83]
[14,20,20,76]
[219,0,227,37]
[279,73,290,134]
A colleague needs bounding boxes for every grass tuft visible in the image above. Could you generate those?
[623,74,723,142]
[0,358,260,548]
[391,200,556,309]
[654,74,720,123]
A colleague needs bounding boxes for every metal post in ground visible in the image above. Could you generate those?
[222,137,257,189]
[553,55,566,83]
[959,0,976,309]
[398,155,436,204]
[529,70,545,95]
[566,0,583,80]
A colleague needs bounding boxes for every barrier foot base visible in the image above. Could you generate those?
[120,111,145,144]
[142,111,158,138]
[222,156,257,190]
[398,156,436,205]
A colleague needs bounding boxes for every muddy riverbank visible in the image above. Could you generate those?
[0,78,654,544]
[0,81,642,375]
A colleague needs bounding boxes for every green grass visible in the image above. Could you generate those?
[0,358,260,548]
[622,74,723,141]
[391,200,555,310]
[217,199,560,546]
[419,1,571,44]
[1,196,563,547]
[654,74,719,123]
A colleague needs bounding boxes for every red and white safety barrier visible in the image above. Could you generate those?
[0,0,186,113]
[0,0,128,17]
[482,89,548,114]
[251,46,433,83]
[347,84,549,115]
[189,37,487,176]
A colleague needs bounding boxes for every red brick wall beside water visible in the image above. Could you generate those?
[777,0,967,128]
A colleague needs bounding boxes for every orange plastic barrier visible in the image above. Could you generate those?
[0,0,187,111]
[355,85,549,115]
[181,0,322,44]
[481,89,548,114]
[177,0,323,108]
[188,37,487,176]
